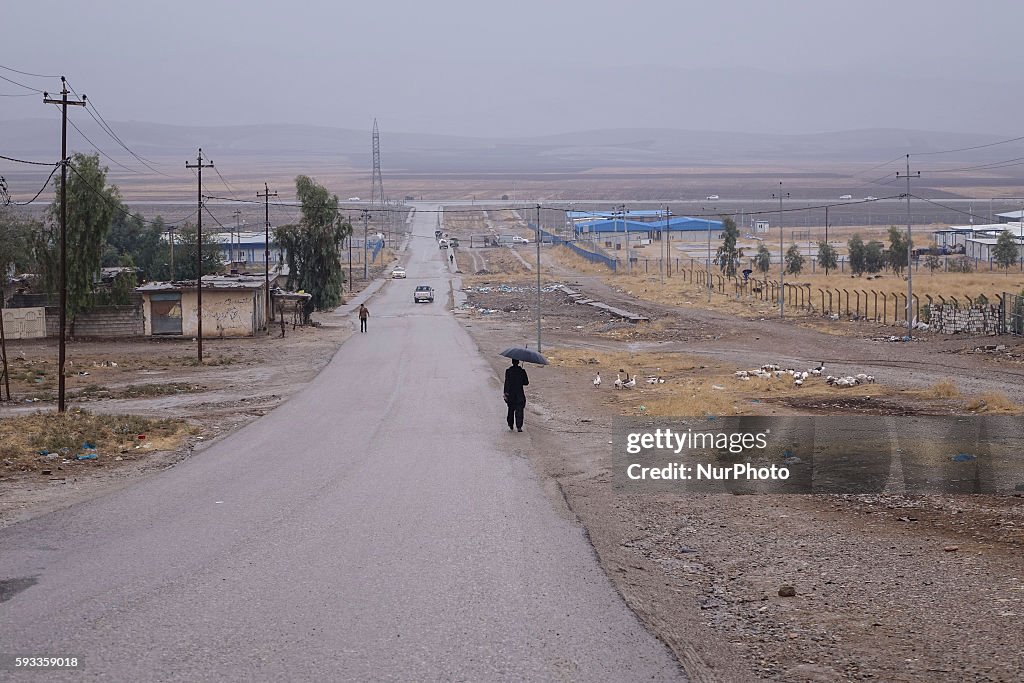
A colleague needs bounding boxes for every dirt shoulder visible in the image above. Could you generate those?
[0,309,353,528]
[458,257,1024,682]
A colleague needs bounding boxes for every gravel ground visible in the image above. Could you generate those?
[460,252,1024,682]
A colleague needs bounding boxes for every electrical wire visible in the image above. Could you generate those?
[9,164,61,205]
[65,161,198,228]
[910,194,1004,224]
[64,80,172,177]
[913,134,1024,157]
[924,155,1024,174]
[0,154,58,166]
[53,104,141,174]
[0,72,44,93]
[0,63,59,78]
[0,91,36,97]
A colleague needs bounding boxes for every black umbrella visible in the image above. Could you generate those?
[499,347,548,365]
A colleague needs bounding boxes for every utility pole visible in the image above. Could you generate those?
[347,214,353,295]
[772,182,790,318]
[824,205,830,275]
[703,207,713,302]
[897,155,921,338]
[168,225,175,280]
[662,206,669,285]
[232,209,241,266]
[258,183,277,333]
[186,149,213,362]
[43,77,86,413]
[0,292,10,401]
[536,205,542,353]
[361,209,371,280]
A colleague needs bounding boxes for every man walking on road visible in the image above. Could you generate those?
[503,358,529,432]
[358,304,369,333]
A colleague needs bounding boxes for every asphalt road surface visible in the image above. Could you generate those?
[0,206,683,682]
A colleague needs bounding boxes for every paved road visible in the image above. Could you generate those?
[0,205,683,681]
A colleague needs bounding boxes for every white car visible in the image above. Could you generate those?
[705,194,719,200]
[839,194,853,200]
[347,196,361,201]
[512,235,530,244]
[864,196,878,201]
[414,285,434,303]
[391,266,406,279]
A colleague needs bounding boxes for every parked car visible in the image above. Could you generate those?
[512,235,529,244]
[414,285,434,303]
[438,238,449,249]
[391,266,406,279]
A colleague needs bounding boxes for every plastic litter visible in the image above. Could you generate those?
[76,452,98,461]
[952,453,976,462]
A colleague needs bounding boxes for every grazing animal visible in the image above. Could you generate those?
[614,371,624,390]
[794,378,804,387]
[593,372,601,388]
[623,375,637,389]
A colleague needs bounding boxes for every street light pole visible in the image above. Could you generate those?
[703,207,712,302]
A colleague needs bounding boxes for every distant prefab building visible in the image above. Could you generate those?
[137,275,267,337]
[964,235,1024,263]
[754,221,770,234]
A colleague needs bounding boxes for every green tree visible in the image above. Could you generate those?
[715,216,743,278]
[923,242,942,274]
[40,153,120,317]
[0,209,38,277]
[275,175,352,311]
[817,240,838,274]
[785,244,805,275]
[173,223,224,280]
[887,225,911,276]
[865,240,886,274]
[848,234,866,276]
[754,243,772,274]
[992,230,1020,272]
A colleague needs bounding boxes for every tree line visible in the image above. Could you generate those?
[1,154,354,318]
[711,217,1019,278]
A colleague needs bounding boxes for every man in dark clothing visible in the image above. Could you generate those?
[503,359,530,432]
[358,304,369,333]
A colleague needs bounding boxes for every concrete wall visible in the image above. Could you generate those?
[142,288,265,337]
[73,305,145,337]
[1,306,46,339]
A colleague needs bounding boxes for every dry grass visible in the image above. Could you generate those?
[0,410,196,476]
[965,392,1022,414]
[923,379,962,399]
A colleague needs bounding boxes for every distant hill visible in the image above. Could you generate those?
[5,119,1024,173]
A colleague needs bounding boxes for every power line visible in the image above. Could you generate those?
[66,161,197,227]
[53,104,141,174]
[914,134,1024,157]
[911,194,1002,224]
[64,80,172,176]
[0,91,37,98]
[0,63,60,78]
[9,164,61,205]
[0,72,44,93]
[0,153,58,166]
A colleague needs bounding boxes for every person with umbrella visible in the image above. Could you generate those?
[499,347,546,432]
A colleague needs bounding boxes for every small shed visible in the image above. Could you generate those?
[137,275,267,337]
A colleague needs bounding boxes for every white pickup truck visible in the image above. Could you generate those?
[414,285,435,303]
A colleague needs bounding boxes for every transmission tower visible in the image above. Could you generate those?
[370,119,386,241]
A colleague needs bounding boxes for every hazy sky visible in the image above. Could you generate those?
[3,0,1024,137]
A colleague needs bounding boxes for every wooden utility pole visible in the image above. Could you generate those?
[897,156,921,338]
[258,183,277,333]
[186,149,213,362]
[43,77,86,413]
[0,293,10,401]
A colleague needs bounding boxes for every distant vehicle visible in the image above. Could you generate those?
[347,196,361,201]
[512,235,529,244]
[391,266,406,279]
[705,194,719,200]
[449,237,460,248]
[414,285,434,303]
[438,238,449,249]
[434,229,443,239]
[864,196,878,201]
[839,194,853,200]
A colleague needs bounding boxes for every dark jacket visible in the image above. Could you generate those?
[503,365,529,406]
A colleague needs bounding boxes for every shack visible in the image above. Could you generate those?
[137,275,268,337]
